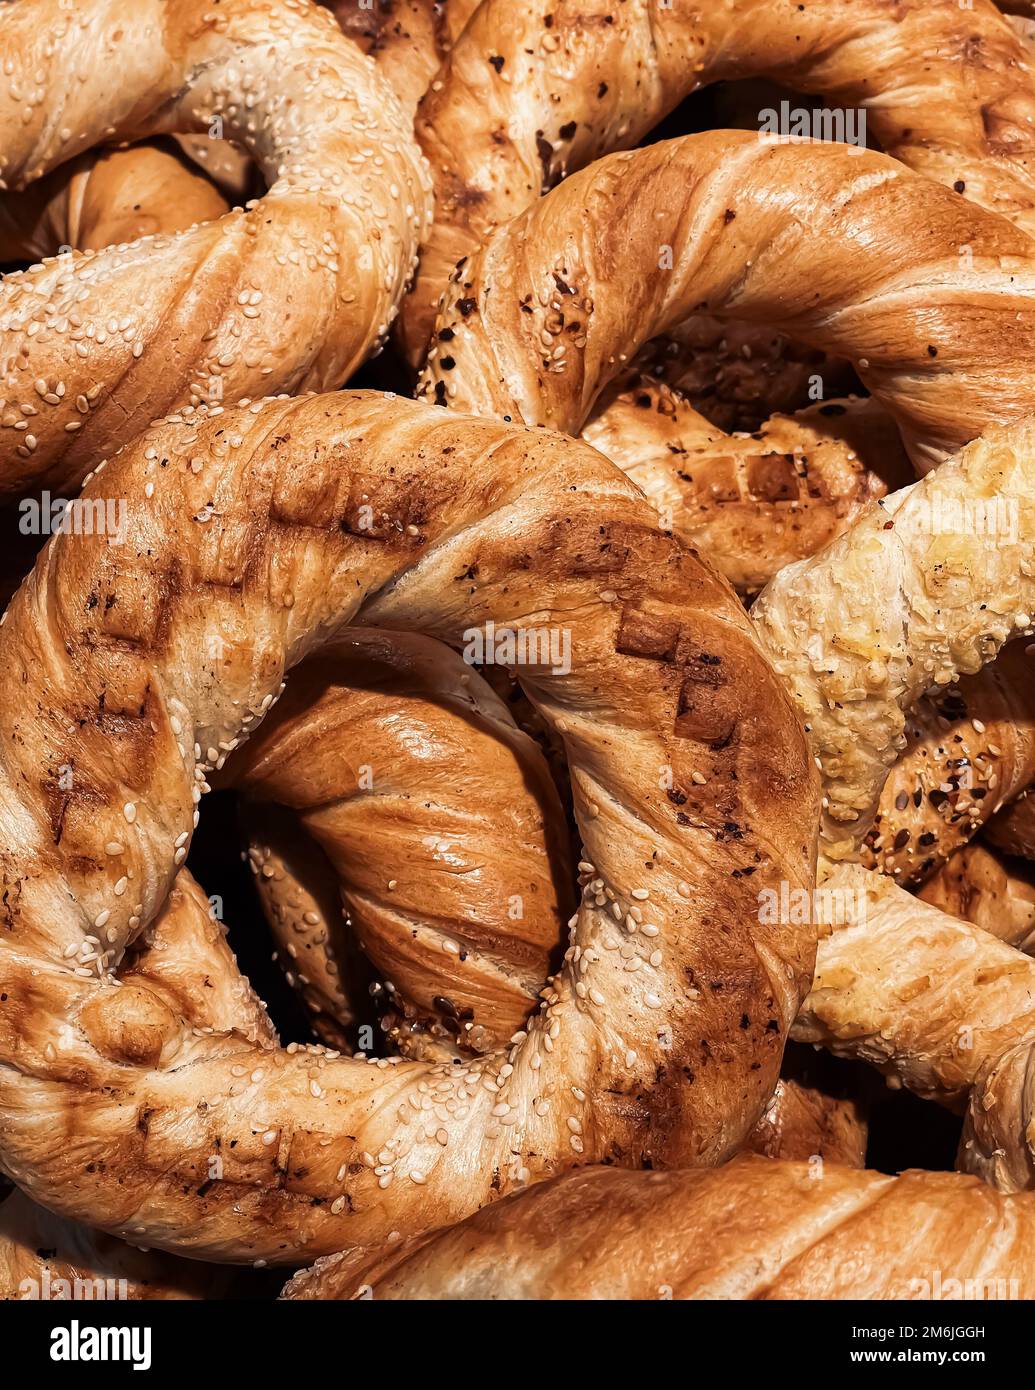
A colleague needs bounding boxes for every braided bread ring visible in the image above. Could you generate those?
[405,0,1035,356]
[0,0,431,496]
[0,390,816,1262]
[420,133,1035,474]
[281,1154,1035,1300]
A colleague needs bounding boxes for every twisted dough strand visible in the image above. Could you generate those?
[1,866,270,1299]
[235,630,573,1055]
[0,0,431,495]
[792,863,1035,1192]
[419,133,1035,472]
[752,422,1035,863]
[0,1186,238,1300]
[0,390,816,1261]
[405,0,1035,355]
[281,1154,1035,1299]
[863,642,1035,884]
[323,0,480,117]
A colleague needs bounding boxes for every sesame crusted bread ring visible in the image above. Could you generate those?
[403,0,1035,359]
[234,629,573,1058]
[0,390,817,1262]
[861,642,1035,886]
[0,0,431,498]
[280,1153,1035,1300]
[752,420,1035,866]
[419,133,1035,475]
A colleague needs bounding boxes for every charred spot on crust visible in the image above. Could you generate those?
[616,609,681,663]
[675,668,738,747]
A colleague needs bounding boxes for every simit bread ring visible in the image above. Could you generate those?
[0,0,431,496]
[0,390,816,1261]
[404,0,1035,356]
[420,133,1035,474]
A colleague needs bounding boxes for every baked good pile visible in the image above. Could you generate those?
[1,0,1034,1302]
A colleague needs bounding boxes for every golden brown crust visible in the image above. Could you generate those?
[1,861,271,1300]
[0,1186,236,1300]
[987,788,1035,860]
[234,630,572,1055]
[582,387,894,594]
[405,0,1035,358]
[743,1071,869,1169]
[792,862,1035,1192]
[919,843,1035,953]
[0,139,230,264]
[323,0,479,116]
[280,1155,1035,1300]
[795,865,1035,1107]
[419,133,1035,474]
[0,0,431,496]
[753,424,1035,865]
[0,390,817,1261]
[242,804,372,1055]
[863,642,1035,884]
